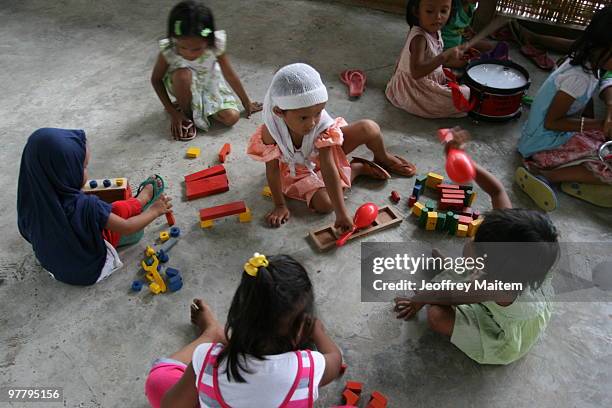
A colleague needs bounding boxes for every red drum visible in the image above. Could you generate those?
[464,60,531,121]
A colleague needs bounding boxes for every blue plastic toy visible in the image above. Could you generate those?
[170,226,181,238]
[103,179,111,187]
[89,180,98,188]
[131,280,143,292]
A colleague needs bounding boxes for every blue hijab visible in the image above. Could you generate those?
[17,128,112,285]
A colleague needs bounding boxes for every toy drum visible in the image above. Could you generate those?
[464,60,530,121]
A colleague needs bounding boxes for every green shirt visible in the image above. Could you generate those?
[442,0,476,49]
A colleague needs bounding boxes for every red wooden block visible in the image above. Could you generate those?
[407,195,417,207]
[345,381,363,393]
[437,183,460,190]
[458,215,472,225]
[438,198,464,210]
[343,389,360,406]
[165,211,175,226]
[390,190,400,203]
[460,207,473,216]
[184,165,226,183]
[340,363,348,376]
[186,173,229,200]
[369,391,388,408]
[442,193,465,200]
[218,143,231,163]
[199,201,247,221]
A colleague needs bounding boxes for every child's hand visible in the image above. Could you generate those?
[266,205,290,227]
[443,45,467,63]
[443,126,471,153]
[394,297,424,320]
[150,194,173,216]
[334,212,354,234]
[245,101,263,118]
[170,111,191,140]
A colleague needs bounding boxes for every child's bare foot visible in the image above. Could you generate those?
[135,175,163,206]
[394,297,425,320]
[190,299,224,339]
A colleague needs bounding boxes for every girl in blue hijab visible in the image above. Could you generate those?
[17,128,172,285]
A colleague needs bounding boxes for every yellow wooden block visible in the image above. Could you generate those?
[186,147,200,158]
[159,231,170,242]
[262,186,272,197]
[467,217,483,237]
[411,202,425,217]
[467,190,477,206]
[200,219,214,228]
[456,224,468,237]
[426,211,438,230]
[425,172,444,188]
[239,208,252,223]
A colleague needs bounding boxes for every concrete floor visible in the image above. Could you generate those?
[1,1,611,407]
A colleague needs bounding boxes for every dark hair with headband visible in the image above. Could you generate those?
[405,0,457,27]
[217,254,315,383]
[167,0,216,48]
[568,5,612,78]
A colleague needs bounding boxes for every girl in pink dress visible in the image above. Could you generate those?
[386,0,469,118]
[247,63,417,230]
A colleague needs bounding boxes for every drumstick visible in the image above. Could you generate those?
[462,16,510,50]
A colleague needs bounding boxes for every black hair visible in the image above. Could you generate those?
[406,0,457,27]
[473,209,560,291]
[167,1,216,48]
[568,5,612,78]
[217,255,315,383]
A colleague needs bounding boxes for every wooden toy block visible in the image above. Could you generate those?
[368,391,388,408]
[412,184,423,198]
[408,195,417,207]
[442,189,465,198]
[343,389,360,406]
[199,201,247,221]
[442,193,466,201]
[165,211,175,226]
[159,231,170,242]
[468,217,483,237]
[472,209,481,219]
[186,147,200,158]
[419,207,429,228]
[83,177,131,203]
[437,183,460,190]
[218,143,231,163]
[262,186,272,197]
[461,207,473,217]
[456,224,468,237]
[184,164,226,183]
[238,208,252,223]
[425,200,436,211]
[426,211,438,230]
[309,206,403,251]
[459,185,473,190]
[426,172,444,188]
[446,213,459,234]
[340,363,348,376]
[415,174,428,187]
[466,190,477,206]
[186,173,229,200]
[411,202,425,217]
[458,215,472,225]
[438,198,464,210]
[345,381,363,393]
[436,212,447,231]
[200,219,214,228]
[390,190,400,203]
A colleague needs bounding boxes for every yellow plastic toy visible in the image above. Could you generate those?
[142,254,166,294]
[262,186,272,197]
[239,208,252,223]
[159,231,170,242]
[145,246,156,257]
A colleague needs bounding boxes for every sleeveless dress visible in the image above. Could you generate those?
[159,30,239,131]
[386,26,469,119]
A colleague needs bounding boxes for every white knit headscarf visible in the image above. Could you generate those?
[263,63,335,176]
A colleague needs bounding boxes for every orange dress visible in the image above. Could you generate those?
[247,117,351,205]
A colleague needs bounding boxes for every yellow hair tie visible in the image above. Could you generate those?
[244,252,269,277]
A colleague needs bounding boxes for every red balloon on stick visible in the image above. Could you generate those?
[336,203,379,247]
[438,128,476,184]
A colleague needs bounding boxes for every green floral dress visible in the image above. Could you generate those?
[160,30,239,131]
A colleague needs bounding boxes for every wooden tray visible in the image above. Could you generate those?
[308,205,403,251]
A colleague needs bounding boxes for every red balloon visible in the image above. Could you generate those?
[336,203,379,247]
[446,148,476,183]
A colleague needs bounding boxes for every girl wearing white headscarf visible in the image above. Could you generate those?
[247,63,416,229]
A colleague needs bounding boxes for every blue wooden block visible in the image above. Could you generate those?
[412,184,423,198]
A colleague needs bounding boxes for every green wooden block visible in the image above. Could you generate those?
[436,213,447,231]
[419,207,429,228]
[448,214,460,234]
[415,174,428,187]
[425,200,436,211]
